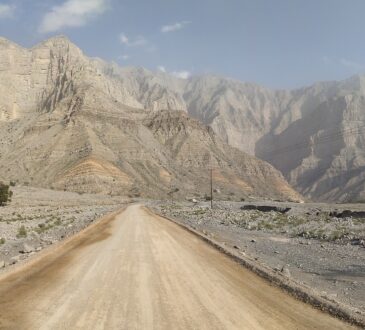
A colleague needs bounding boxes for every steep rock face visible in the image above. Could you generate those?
[143,110,302,201]
[257,82,365,202]
[124,70,365,202]
[0,36,301,202]
[0,36,143,121]
[101,66,187,112]
[183,76,284,155]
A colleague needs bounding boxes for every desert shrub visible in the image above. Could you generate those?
[204,194,212,201]
[16,225,27,238]
[0,238,5,245]
[0,183,12,206]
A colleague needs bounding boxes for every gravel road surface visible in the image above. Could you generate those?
[0,205,355,329]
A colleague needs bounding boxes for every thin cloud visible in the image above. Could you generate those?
[39,0,108,33]
[0,4,15,18]
[119,33,147,47]
[118,54,130,61]
[156,66,191,79]
[340,58,364,70]
[171,70,191,79]
[161,21,191,33]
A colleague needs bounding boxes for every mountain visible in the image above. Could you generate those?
[94,60,365,203]
[182,74,365,202]
[0,36,302,202]
[257,76,365,202]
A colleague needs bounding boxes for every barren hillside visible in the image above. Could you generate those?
[0,36,301,202]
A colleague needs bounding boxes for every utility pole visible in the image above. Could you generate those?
[210,168,213,209]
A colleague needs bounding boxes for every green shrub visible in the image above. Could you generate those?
[0,183,12,206]
[0,238,5,244]
[16,225,27,238]
[204,194,212,201]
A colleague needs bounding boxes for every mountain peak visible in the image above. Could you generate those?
[45,34,72,43]
[0,36,24,49]
[33,35,81,52]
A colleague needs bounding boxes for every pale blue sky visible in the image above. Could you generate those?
[0,0,364,88]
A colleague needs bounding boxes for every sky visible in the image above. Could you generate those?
[0,0,365,88]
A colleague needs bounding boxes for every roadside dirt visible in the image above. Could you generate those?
[153,200,365,320]
[0,205,356,329]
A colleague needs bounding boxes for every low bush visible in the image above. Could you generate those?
[16,225,27,238]
[0,183,12,206]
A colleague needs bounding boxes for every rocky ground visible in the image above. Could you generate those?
[1,186,364,324]
[151,200,365,320]
[0,186,127,270]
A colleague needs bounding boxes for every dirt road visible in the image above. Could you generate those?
[0,205,355,329]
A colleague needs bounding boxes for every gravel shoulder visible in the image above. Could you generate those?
[150,200,365,326]
[0,186,127,271]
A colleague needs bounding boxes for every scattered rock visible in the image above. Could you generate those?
[251,239,256,243]
[20,242,34,254]
[0,260,5,268]
[351,239,365,246]
[281,266,291,277]
[241,205,291,213]
[330,210,365,218]
[10,255,20,265]
[233,245,239,249]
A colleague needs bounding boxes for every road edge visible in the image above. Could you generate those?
[0,207,126,283]
[145,206,364,329]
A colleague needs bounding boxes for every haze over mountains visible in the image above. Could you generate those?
[101,47,365,202]
[0,36,301,202]
[0,35,364,202]
[104,52,365,203]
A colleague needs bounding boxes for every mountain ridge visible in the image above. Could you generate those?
[0,36,302,202]
[2,35,365,202]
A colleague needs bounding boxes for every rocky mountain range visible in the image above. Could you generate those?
[99,51,365,202]
[0,36,302,202]
[1,35,364,202]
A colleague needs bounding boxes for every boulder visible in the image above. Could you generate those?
[19,242,34,253]
[281,266,291,278]
[329,210,365,218]
[241,205,291,213]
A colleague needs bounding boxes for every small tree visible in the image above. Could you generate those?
[0,183,12,206]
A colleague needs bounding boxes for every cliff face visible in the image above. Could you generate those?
[185,75,365,202]
[0,36,302,202]
[256,78,365,202]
